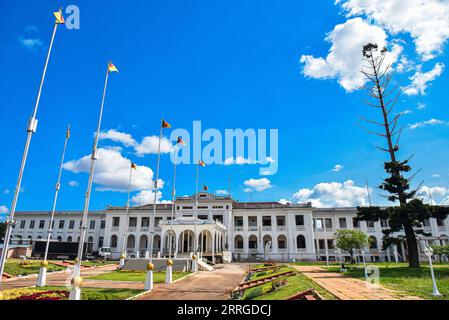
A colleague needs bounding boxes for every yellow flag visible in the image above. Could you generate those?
[108,62,119,73]
[54,9,65,24]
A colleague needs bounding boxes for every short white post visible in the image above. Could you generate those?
[393,246,399,265]
[192,255,198,273]
[119,253,126,268]
[361,249,368,279]
[68,276,82,301]
[144,262,154,291]
[166,259,173,284]
[425,247,442,297]
[36,261,48,287]
[145,251,150,259]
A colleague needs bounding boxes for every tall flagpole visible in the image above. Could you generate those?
[169,146,179,259]
[121,162,135,263]
[69,62,117,300]
[0,10,64,287]
[37,125,71,287]
[194,161,200,257]
[149,124,164,263]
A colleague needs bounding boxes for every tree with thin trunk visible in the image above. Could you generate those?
[335,229,369,264]
[356,43,449,268]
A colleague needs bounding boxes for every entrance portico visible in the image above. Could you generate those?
[160,217,227,262]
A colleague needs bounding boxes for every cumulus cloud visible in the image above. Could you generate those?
[417,103,426,110]
[337,0,449,61]
[409,119,446,130]
[300,18,402,92]
[417,186,449,205]
[224,157,275,166]
[3,189,10,195]
[99,129,173,156]
[244,178,273,192]
[216,190,229,195]
[131,190,166,206]
[18,25,43,50]
[279,199,292,205]
[63,147,163,193]
[293,180,370,207]
[402,63,445,96]
[0,205,8,214]
[332,164,344,172]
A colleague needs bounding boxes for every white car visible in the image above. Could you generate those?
[98,247,112,260]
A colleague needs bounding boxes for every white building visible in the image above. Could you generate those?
[10,192,449,263]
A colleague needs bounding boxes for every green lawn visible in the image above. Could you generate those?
[1,286,142,300]
[326,263,449,300]
[65,260,118,267]
[4,260,65,276]
[87,271,191,283]
[241,266,337,301]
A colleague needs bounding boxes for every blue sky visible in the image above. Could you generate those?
[1,0,449,217]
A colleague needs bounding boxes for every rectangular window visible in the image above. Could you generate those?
[262,216,272,227]
[198,215,208,220]
[20,220,26,229]
[212,206,224,209]
[325,218,333,230]
[101,220,106,229]
[59,220,65,229]
[339,218,347,229]
[99,237,104,248]
[278,238,287,249]
[112,217,120,227]
[69,220,75,229]
[314,219,324,230]
[423,219,431,227]
[381,219,389,228]
[155,217,163,227]
[141,217,149,227]
[276,216,286,226]
[129,217,137,227]
[327,239,334,250]
[213,215,223,223]
[437,219,445,227]
[183,206,193,210]
[234,217,243,227]
[29,220,35,229]
[89,220,96,229]
[319,239,325,250]
[39,220,45,229]
[248,216,258,227]
[295,215,305,226]
[52,221,55,229]
[198,206,208,210]
[353,218,360,228]
[367,221,375,228]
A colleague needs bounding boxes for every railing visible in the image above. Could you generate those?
[277,226,287,232]
[262,226,272,232]
[248,226,258,231]
[438,226,447,232]
[248,248,259,254]
[367,227,376,233]
[140,227,149,232]
[296,226,305,231]
[234,226,244,231]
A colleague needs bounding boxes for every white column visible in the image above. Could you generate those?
[212,231,215,263]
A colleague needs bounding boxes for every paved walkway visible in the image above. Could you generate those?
[1,264,118,291]
[137,263,247,300]
[294,266,421,300]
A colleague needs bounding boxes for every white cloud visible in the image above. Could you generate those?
[216,190,229,195]
[300,18,402,92]
[0,205,8,214]
[337,0,449,61]
[409,118,446,130]
[131,190,163,206]
[432,173,441,178]
[99,129,137,147]
[293,180,370,207]
[224,157,276,166]
[19,37,43,50]
[417,186,449,205]
[3,189,10,195]
[134,135,173,156]
[332,164,344,172]
[417,103,426,110]
[279,199,292,205]
[68,181,79,187]
[243,178,273,192]
[63,147,162,192]
[403,63,445,96]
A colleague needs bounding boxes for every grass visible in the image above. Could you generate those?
[0,286,142,300]
[64,260,118,267]
[241,266,337,301]
[326,262,449,300]
[4,260,65,276]
[87,271,191,283]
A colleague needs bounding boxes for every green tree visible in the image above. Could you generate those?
[357,43,449,268]
[431,245,449,263]
[335,229,369,263]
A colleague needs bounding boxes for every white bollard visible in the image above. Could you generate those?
[166,265,173,284]
[144,263,155,291]
[68,276,83,301]
[145,251,150,259]
[192,255,198,273]
[119,254,126,268]
[36,261,48,287]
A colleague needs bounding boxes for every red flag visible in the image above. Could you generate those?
[162,120,171,129]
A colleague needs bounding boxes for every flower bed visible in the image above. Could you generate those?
[1,288,68,301]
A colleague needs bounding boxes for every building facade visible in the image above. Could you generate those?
[10,193,449,262]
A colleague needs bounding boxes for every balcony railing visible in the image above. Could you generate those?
[296,226,305,231]
[248,226,258,231]
[234,226,244,232]
[277,226,287,232]
[262,226,272,232]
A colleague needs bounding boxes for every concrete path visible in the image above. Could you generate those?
[1,264,118,291]
[294,265,421,300]
[137,263,247,300]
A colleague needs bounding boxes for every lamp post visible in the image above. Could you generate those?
[424,246,442,297]
[361,249,368,279]
[393,246,399,265]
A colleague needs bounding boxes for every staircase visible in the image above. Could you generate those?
[121,259,188,272]
[197,259,214,272]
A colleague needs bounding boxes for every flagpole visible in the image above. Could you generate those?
[149,125,163,263]
[70,63,113,300]
[36,125,71,287]
[121,163,134,260]
[0,19,61,288]
[194,161,199,257]
[169,146,179,259]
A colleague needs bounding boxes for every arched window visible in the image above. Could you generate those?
[127,235,136,250]
[57,236,63,242]
[235,236,244,249]
[67,236,73,242]
[139,235,148,250]
[88,236,94,243]
[263,235,272,249]
[249,235,258,249]
[297,235,306,249]
[369,236,378,249]
[110,235,118,248]
[278,235,287,249]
